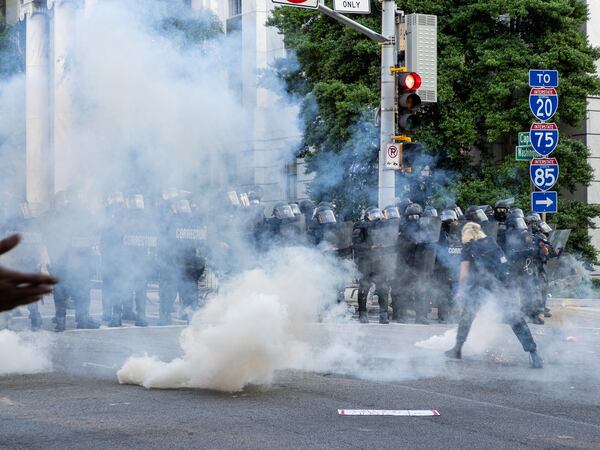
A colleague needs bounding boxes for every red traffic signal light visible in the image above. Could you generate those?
[397,72,422,132]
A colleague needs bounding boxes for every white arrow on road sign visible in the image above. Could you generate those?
[271,0,319,9]
[334,0,371,14]
[535,197,554,207]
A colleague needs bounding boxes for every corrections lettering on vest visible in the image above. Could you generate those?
[175,227,207,241]
[123,234,158,247]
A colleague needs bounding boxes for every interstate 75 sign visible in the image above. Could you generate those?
[272,0,319,8]
[530,157,559,191]
[529,123,559,156]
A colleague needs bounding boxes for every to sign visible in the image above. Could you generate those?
[271,0,319,9]
[530,123,559,156]
[530,157,559,191]
[529,88,558,122]
[532,191,558,214]
[385,143,401,169]
[334,0,371,14]
[529,70,559,88]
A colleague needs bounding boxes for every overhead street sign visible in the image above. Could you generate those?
[529,88,558,122]
[271,0,319,9]
[530,157,559,191]
[530,122,559,156]
[334,0,371,14]
[532,191,558,214]
[515,145,538,161]
[529,70,559,88]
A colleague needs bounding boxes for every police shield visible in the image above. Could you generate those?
[549,229,571,251]
[482,220,498,241]
[321,221,353,253]
[279,217,306,243]
[416,216,442,244]
[368,220,400,249]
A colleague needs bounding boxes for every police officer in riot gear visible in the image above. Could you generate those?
[116,193,156,327]
[266,202,306,246]
[299,199,316,226]
[391,202,432,324]
[353,207,396,324]
[158,197,207,325]
[46,189,100,331]
[493,198,514,251]
[434,208,463,322]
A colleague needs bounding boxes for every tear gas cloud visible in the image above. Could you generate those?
[0,330,52,375]
[118,247,356,392]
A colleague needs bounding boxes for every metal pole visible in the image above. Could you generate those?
[378,0,396,208]
[317,4,387,43]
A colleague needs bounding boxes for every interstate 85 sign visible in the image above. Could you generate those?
[529,123,559,156]
[271,0,319,8]
[530,157,559,191]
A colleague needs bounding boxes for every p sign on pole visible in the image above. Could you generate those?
[271,0,319,8]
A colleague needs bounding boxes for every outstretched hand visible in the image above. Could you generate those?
[0,234,59,313]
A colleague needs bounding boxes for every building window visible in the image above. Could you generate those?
[229,0,242,17]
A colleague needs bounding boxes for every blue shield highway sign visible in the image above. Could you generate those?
[532,191,558,214]
[530,123,559,156]
[529,70,559,88]
[529,88,558,122]
[530,157,559,191]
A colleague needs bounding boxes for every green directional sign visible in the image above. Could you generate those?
[518,132,530,146]
[515,145,539,161]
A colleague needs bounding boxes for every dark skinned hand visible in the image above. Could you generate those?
[0,234,59,313]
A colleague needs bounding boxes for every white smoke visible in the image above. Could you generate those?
[117,246,356,392]
[0,329,52,375]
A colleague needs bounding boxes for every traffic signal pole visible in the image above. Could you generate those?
[316,1,397,208]
[378,0,397,209]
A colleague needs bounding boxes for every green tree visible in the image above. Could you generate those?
[269,0,600,260]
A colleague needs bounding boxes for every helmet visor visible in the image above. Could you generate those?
[366,209,383,221]
[383,207,400,219]
[317,209,336,224]
[274,205,294,220]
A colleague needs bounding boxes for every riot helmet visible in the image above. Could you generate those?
[289,203,302,217]
[273,202,294,220]
[509,208,525,219]
[404,203,423,222]
[126,194,145,210]
[525,212,542,225]
[423,206,438,217]
[247,190,261,205]
[395,197,412,216]
[227,191,241,208]
[364,207,383,222]
[107,191,125,207]
[383,205,400,220]
[494,197,515,221]
[172,198,192,215]
[239,193,250,208]
[465,205,488,223]
[479,205,494,219]
[315,205,336,224]
[539,221,552,234]
[507,216,527,230]
[440,208,458,224]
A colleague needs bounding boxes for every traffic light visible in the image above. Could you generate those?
[397,72,422,132]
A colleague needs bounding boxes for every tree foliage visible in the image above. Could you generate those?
[269,0,600,260]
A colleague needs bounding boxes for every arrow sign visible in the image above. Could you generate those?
[532,191,558,213]
[529,70,559,88]
[271,0,319,8]
[530,157,559,191]
[529,88,558,122]
[530,123,559,156]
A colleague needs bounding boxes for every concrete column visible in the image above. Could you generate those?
[21,0,51,213]
[48,0,81,193]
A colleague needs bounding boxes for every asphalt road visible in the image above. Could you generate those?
[1,305,600,450]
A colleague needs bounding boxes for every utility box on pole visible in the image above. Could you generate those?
[405,14,437,103]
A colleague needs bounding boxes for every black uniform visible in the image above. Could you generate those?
[158,207,207,324]
[353,211,396,324]
[434,210,463,322]
[448,235,540,367]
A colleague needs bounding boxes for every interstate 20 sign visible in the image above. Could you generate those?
[271,0,319,8]
[529,88,558,122]
[529,123,559,156]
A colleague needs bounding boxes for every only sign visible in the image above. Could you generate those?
[530,123,559,156]
[530,157,559,191]
[529,88,558,122]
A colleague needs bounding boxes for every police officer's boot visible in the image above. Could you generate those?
[109,304,122,328]
[357,288,369,324]
[54,316,66,332]
[444,343,462,360]
[30,313,42,332]
[134,292,148,327]
[530,350,543,369]
[379,310,389,324]
[358,311,369,324]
